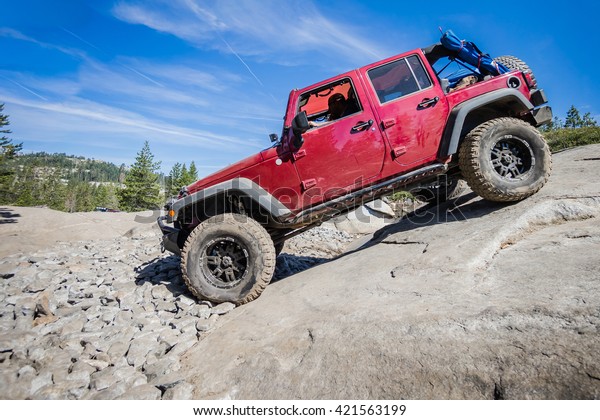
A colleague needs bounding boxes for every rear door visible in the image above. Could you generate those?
[292,74,386,207]
[360,53,448,169]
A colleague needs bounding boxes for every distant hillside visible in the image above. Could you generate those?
[10,152,125,183]
[0,152,127,212]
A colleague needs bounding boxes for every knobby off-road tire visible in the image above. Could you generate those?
[458,117,551,202]
[494,55,536,86]
[180,213,276,305]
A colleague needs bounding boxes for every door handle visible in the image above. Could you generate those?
[417,96,439,109]
[351,119,373,132]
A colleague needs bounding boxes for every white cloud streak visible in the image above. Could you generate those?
[0,27,87,60]
[0,48,280,166]
[2,1,394,173]
[112,0,389,65]
[0,75,48,101]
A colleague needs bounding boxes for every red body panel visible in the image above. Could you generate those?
[184,48,538,216]
[445,71,530,110]
[357,50,450,178]
[187,146,302,211]
[188,153,264,193]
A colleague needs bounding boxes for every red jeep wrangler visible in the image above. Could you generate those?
[158,31,552,304]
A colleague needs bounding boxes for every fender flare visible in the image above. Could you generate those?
[439,88,534,158]
[171,178,292,221]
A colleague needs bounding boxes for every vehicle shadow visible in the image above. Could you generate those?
[348,191,513,254]
[272,254,330,283]
[0,207,21,224]
[134,254,196,300]
[134,193,512,298]
[134,253,329,297]
[274,192,512,282]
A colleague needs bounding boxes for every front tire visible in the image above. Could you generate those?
[458,117,551,202]
[180,213,276,305]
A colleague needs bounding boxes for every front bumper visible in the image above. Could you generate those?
[157,215,181,256]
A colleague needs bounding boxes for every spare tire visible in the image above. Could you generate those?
[494,55,536,86]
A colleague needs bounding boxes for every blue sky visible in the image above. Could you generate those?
[1,0,599,176]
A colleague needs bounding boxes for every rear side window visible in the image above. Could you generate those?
[368,55,432,104]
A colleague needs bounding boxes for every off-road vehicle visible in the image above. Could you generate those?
[158,30,552,304]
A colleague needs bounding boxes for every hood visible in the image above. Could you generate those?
[186,152,264,194]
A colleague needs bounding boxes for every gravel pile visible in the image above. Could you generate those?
[0,221,358,399]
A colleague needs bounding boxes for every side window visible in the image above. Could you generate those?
[297,78,361,125]
[368,55,431,104]
[407,55,432,90]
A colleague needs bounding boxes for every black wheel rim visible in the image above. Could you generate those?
[490,135,535,180]
[201,237,249,289]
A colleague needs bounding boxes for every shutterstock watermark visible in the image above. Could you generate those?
[136,174,465,228]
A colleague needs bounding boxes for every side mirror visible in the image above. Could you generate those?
[292,111,309,148]
[269,133,279,143]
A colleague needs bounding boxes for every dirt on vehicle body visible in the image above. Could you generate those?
[158,30,552,305]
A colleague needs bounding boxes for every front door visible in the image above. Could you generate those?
[291,75,386,207]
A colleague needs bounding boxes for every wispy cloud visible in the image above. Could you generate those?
[112,0,389,65]
[131,61,242,93]
[72,58,280,127]
[2,92,261,151]
[3,1,394,174]
[0,48,280,168]
[60,26,167,88]
[0,75,48,101]
[0,27,87,60]
[60,27,104,53]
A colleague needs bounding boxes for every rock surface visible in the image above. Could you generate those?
[1,145,599,399]
[0,204,352,399]
[331,199,398,234]
[179,145,600,399]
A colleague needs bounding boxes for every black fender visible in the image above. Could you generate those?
[171,178,292,222]
[438,88,535,158]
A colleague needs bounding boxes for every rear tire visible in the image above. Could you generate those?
[180,213,276,305]
[458,117,551,202]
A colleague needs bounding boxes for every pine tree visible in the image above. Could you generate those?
[118,164,127,184]
[93,184,119,210]
[117,141,162,212]
[0,103,23,203]
[180,164,190,186]
[564,105,583,128]
[166,162,183,198]
[541,116,563,132]
[581,112,597,128]
[64,179,78,213]
[104,184,120,209]
[179,163,196,187]
[94,184,110,209]
[42,173,67,211]
[75,182,95,212]
[188,161,199,181]
[14,165,37,207]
